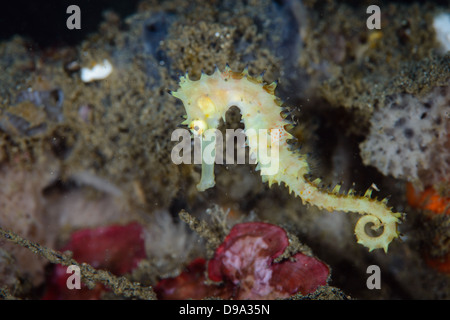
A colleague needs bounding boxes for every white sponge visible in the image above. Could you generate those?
[433,13,450,52]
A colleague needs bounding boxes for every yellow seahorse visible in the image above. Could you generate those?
[170,65,402,252]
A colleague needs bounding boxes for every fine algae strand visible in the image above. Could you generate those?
[171,65,402,252]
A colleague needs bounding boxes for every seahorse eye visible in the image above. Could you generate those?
[189,119,207,135]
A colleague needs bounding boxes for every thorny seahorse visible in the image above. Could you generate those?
[170,65,403,252]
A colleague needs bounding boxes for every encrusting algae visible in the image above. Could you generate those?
[171,65,403,252]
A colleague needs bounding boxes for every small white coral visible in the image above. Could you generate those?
[433,12,450,52]
[81,59,113,83]
[143,210,203,275]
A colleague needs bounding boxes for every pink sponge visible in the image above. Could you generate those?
[156,222,329,300]
[43,222,146,300]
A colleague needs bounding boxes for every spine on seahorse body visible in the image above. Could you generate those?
[171,65,402,252]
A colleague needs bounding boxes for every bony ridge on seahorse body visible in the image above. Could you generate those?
[170,65,403,252]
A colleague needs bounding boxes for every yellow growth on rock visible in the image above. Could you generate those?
[171,65,402,252]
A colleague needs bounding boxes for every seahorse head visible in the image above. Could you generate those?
[171,71,226,136]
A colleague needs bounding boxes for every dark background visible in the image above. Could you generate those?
[0,0,448,48]
[0,0,140,47]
